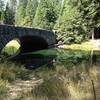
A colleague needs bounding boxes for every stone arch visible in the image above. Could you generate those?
[0,34,50,53]
[19,35,49,53]
[0,24,56,53]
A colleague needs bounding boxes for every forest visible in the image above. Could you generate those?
[0,0,100,43]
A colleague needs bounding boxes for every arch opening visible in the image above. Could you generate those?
[19,36,49,53]
[1,39,20,57]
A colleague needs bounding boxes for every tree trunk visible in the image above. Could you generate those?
[92,28,94,40]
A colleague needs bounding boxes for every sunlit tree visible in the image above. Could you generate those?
[33,0,61,30]
[24,0,38,26]
[15,0,28,26]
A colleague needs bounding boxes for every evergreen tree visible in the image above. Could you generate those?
[15,0,28,26]
[4,0,17,25]
[33,0,61,30]
[54,0,100,43]
[70,0,100,40]
[55,0,81,43]
[0,0,4,24]
[24,0,38,26]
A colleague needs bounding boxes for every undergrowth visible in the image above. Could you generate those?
[18,63,100,100]
[0,62,30,97]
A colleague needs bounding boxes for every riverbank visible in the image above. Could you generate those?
[3,65,100,100]
[0,40,100,100]
[58,40,100,51]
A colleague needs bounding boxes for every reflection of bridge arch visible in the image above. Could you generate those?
[0,24,56,53]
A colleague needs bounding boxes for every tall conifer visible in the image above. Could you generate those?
[15,0,28,26]
[0,0,4,24]
[33,0,61,30]
[4,0,17,25]
[24,0,38,26]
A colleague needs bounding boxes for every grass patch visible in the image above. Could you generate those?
[61,40,100,51]
[0,62,30,82]
[0,79,8,99]
[0,79,8,94]
[18,64,100,100]
[0,62,31,97]
[0,40,32,97]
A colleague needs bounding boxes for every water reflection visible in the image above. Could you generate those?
[8,48,100,70]
[9,49,57,69]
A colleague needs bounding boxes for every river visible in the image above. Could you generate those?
[9,47,100,70]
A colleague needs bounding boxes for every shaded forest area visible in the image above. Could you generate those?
[0,0,100,44]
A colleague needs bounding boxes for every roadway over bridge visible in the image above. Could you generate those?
[0,24,56,53]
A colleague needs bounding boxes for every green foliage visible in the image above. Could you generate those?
[0,0,4,23]
[15,0,28,26]
[4,5,14,25]
[56,49,90,66]
[76,0,100,27]
[1,0,100,43]
[54,0,86,43]
[33,0,61,30]
[15,0,38,27]
[0,0,4,12]
[55,0,100,44]
[24,0,38,26]
[3,0,17,25]
[1,46,18,56]
[0,79,8,94]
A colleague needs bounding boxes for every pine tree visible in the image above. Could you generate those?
[70,0,100,39]
[54,0,81,43]
[33,0,61,30]
[24,0,38,26]
[54,0,100,43]
[15,0,28,26]
[0,0,4,24]
[3,0,17,25]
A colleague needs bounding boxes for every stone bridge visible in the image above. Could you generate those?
[0,24,56,53]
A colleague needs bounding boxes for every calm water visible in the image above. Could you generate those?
[9,48,100,69]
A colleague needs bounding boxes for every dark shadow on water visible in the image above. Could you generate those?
[9,53,56,69]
